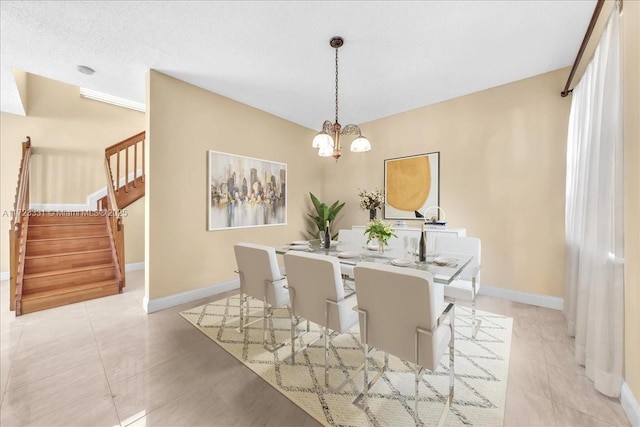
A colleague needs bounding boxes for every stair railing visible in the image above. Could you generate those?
[103,131,145,204]
[10,137,32,314]
[100,131,145,289]
[103,159,125,290]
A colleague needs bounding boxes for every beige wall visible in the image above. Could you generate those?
[0,73,146,271]
[327,68,570,298]
[623,0,640,404]
[145,71,321,299]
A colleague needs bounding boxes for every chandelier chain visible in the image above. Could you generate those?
[335,46,339,124]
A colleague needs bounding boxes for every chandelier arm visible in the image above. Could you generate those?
[322,120,333,135]
[340,124,362,136]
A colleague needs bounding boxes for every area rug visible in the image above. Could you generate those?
[180,295,513,427]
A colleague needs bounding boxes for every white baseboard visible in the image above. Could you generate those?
[622,381,640,427]
[478,285,564,310]
[0,262,145,282]
[125,262,145,272]
[143,279,240,314]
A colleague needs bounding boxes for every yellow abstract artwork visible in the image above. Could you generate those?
[384,152,439,219]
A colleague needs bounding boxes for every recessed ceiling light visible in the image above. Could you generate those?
[77,65,95,75]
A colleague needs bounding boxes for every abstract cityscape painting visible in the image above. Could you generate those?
[208,151,287,230]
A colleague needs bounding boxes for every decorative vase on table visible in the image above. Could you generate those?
[369,208,377,221]
[378,239,386,254]
[364,219,397,257]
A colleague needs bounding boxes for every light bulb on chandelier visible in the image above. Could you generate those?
[312,36,371,162]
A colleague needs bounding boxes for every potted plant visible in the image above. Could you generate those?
[364,219,397,254]
[306,192,345,240]
[358,188,385,220]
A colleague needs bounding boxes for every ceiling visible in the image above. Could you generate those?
[0,1,595,130]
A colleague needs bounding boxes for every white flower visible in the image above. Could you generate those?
[358,189,385,210]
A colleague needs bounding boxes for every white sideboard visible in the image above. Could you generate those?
[352,225,466,238]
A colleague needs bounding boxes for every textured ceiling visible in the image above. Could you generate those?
[0,1,595,129]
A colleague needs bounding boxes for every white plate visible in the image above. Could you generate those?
[337,251,360,259]
[433,256,456,266]
[367,244,379,251]
[289,245,310,251]
[291,240,309,246]
[391,258,413,267]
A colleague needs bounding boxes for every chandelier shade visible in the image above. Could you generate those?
[318,143,334,157]
[312,131,333,149]
[350,135,371,152]
[313,36,371,161]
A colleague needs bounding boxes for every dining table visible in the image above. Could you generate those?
[275,239,472,285]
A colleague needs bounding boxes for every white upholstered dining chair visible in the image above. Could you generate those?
[283,251,359,389]
[234,243,290,353]
[337,228,366,248]
[353,262,455,426]
[336,228,366,282]
[435,235,482,338]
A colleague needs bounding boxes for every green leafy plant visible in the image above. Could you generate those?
[364,219,397,252]
[306,192,345,240]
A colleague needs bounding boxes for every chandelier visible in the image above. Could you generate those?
[312,36,371,161]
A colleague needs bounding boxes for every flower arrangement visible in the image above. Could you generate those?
[364,219,397,253]
[358,189,385,211]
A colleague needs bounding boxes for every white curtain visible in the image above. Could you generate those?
[564,6,624,398]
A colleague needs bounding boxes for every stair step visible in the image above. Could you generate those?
[23,263,117,294]
[28,223,107,239]
[24,249,113,274]
[28,212,106,225]
[26,235,111,257]
[21,280,120,314]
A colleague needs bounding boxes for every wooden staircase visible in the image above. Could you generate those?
[20,213,121,314]
[9,132,145,315]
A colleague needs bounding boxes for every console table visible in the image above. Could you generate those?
[352,225,466,238]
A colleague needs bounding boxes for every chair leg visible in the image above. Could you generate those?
[235,295,267,332]
[330,341,368,392]
[353,346,387,407]
[290,313,298,363]
[471,282,482,339]
[324,325,330,387]
[414,365,423,419]
[239,293,245,332]
[262,303,286,353]
[263,300,268,347]
[363,343,369,409]
[437,308,456,427]
[283,315,323,365]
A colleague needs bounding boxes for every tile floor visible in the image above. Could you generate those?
[0,271,631,426]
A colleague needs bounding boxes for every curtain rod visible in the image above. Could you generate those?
[561,0,606,97]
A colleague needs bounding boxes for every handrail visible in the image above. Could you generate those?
[100,131,145,288]
[10,137,32,313]
[561,0,606,97]
[105,131,145,156]
[104,131,145,197]
[103,158,125,289]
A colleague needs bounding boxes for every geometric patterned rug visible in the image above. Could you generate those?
[180,295,513,427]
